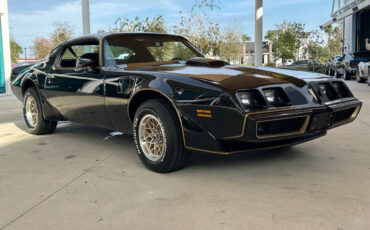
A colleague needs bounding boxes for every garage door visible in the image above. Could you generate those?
[0,17,5,94]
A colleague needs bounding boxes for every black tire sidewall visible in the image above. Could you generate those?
[133,100,183,172]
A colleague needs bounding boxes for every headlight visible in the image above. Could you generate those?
[239,92,252,105]
[318,83,339,100]
[237,90,266,109]
[262,88,290,106]
[319,84,327,95]
[331,82,352,98]
[263,89,275,103]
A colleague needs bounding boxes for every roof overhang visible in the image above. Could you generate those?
[320,0,370,29]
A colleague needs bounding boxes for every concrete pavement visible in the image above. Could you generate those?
[0,81,370,230]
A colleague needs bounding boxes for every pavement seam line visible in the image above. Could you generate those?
[0,148,123,230]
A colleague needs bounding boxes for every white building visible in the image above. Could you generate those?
[242,41,271,66]
[321,0,370,53]
[0,0,11,95]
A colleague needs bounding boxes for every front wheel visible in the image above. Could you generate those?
[133,99,191,173]
[23,87,57,135]
[334,68,341,78]
[343,69,351,80]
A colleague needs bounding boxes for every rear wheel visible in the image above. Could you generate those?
[133,99,191,173]
[356,71,366,83]
[23,88,57,135]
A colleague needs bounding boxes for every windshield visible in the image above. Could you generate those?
[103,34,203,66]
[334,56,341,61]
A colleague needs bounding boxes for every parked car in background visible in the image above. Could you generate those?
[10,62,38,82]
[11,33,362,172]
[356,61,370,83]
[334,52,370,80]
[283,59,294,66]
[325,55,342,76]
[280,59,325,73]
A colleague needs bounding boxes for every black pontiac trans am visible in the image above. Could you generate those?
[11,33,362,172]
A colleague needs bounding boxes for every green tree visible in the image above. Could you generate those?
[306,30,328,62]
[265,30,277,63]
[241,34,251,42]
[323,25,342,57]
[111,15,167,33]
[30,37,53,59]
[174,0,222,56]
[30,21,74,59]
[219,24,242,62]
[269,21,308,60]
[50,21,74,47]
[10,38,23,64]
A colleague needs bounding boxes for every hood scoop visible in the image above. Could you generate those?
[186,57,229,68]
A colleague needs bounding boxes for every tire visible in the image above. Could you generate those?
[343,69,351,80]
[132,99,191,173]
[356,71,366,83]
[334,68,341,78]
[329,68,334,76]
[23,87,57,135]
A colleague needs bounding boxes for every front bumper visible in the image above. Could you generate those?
[182,99,361,154]
[241,99,361,143]
[346,67,358,74]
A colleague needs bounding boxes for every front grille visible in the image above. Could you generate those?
[256,116,309,139]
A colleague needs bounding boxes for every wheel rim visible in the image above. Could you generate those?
[138,114,166,162]
[25,95,38,128]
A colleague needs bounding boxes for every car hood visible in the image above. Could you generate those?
[115,58,330,91]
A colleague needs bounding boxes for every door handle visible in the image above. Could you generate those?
[47,74,56,79]
[45,74,56,85]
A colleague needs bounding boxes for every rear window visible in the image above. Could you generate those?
[353,52,370,58]
[353,52,370,62]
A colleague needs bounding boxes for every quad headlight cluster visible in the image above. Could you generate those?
[237,87,290,109]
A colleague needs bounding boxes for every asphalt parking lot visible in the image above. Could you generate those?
[0,81,370,230]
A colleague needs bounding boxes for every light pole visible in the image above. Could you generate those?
[82,0,91,35]
[254,0,263,67]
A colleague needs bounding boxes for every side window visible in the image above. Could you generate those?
[60,43,99,68]
[104,40,135,66]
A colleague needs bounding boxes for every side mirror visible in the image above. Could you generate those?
[76,58,95,68]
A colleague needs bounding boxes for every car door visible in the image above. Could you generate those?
[101,39,141,133]
[42,40,112,128]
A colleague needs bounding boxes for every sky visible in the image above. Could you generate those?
[8,0,333,55]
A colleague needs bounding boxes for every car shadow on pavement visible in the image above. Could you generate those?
[10,121,310,172]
